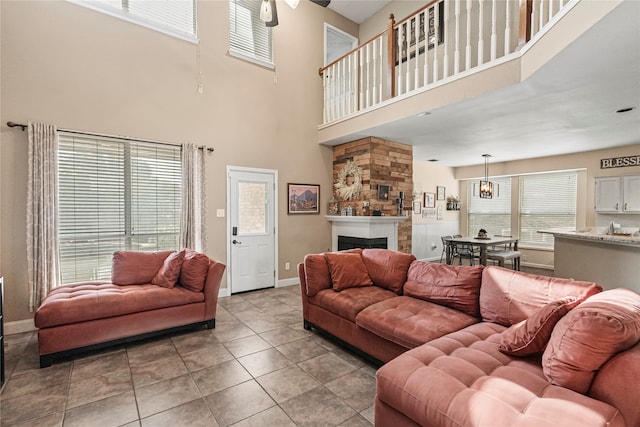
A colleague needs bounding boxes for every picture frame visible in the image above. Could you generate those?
[413,200,421,215]
[424,192,435,208]
[288,183,319,214]
[437,186,445,201]
[378,184,390,201]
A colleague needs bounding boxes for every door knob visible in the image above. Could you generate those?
[232,239,242,245]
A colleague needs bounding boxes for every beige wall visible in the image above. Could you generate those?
[0,0,357,323]
[413,161,460,224]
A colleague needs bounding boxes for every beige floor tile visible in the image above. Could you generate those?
[206,380,275,427]
[4,410,65,427]
[191,359,252,396]
[70,350,129,382]
[135,374,202,418]
[63,391,138,427]
[259,326,308,347]
[242,317,287,334]
[237,348,294,378]
[0,362,71,400]
[256,365,321,403]
[229,406,296,427]
[140,398,219,427]
[280,387,357,426]
[130,353,188,388]
[275,338,328,363]
[223,334,273,358]
[325,370,377,412]
[181,343,235,372]
[212,323,257,343]
[360,405,375,424]
[67,368,133,409]
[298,352,357,383]
[0,389,67,425]
[339,413,374,426]
[125,338,178,366]
[171,328,220,355]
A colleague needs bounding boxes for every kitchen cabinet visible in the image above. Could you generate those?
[595,175,640,213]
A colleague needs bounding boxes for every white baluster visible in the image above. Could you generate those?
[454,0,460,74]
[465,0,471,70]
[505,0,511,55]
[548,0,553,23]
[341,60,347,117]
[353,52,359,112]
[329,64,335,121]
[443,0,449,78]
[359,48,365,110]
[415,15,420,90]
[371,39,377,105]
[433,2,440,81]
[406,22,411,93]
[365,42,371,108]
[539,0,545,32]
[491,0,497,60]
[423,9,429,86]
[478,0,484,65]
[398,23,404,95]
[530,0,537,39]
[379,35,383,103]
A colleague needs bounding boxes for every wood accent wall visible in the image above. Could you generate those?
[332,137,413,253]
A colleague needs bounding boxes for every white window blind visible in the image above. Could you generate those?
[71,0,197,41]
[58,133,181,284]
[467,177,512,236]
[229,0,274,68]
[520,171,577,246]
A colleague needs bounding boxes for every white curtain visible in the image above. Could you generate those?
[27,122,61,311]
[180,144,207,252]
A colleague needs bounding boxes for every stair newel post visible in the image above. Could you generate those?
[386,14,396,100]
[518,0,532,48]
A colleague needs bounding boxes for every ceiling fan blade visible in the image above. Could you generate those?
[309,0,331,7]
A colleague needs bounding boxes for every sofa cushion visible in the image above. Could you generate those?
[499,296,582,356]
[303,254,332,297]
[479,266,602,326]
[376,322,623,427]
[361,249,416,294]
[308,286,396,322]
[152,250,186,288]
[404,262,483,318]
[34,282,204,328]
[325,250,373,291]
[111,250,174,285]
[356,296,478,349]
[542,288,640,394]
[179,249,210,292]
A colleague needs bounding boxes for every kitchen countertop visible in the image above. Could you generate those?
[538,228,640,247]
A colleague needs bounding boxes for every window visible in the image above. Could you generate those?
[467,178,512,236]
[58,133,181,283]
[229,0,274,68]
[70,0,197,41]
[520,171,577,246]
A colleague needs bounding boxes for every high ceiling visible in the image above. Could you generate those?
[326,0,640,167]
[327,0,392,24]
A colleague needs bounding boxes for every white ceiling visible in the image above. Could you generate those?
[327,0,392,24]
[325,0,640,167]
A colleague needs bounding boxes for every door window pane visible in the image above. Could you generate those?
[238,182,266,234]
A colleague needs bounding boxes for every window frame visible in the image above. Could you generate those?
[69,0,199,44]
[229,0,275,69]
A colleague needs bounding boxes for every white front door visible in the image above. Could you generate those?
[227,167,277,294]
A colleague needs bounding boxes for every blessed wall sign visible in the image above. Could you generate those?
[600,155,640,169]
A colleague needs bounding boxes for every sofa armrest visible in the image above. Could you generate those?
[298,262,311,321]
[203,259,225,320]
[589,340,640,427]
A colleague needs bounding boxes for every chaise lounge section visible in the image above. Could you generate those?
[35,249,225,367]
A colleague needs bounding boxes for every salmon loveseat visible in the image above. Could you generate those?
[298,248,640,427]
[35,249,225,367]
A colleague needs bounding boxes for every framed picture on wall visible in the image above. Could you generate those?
[437,186,445,200]
[413,201,421,215]
[424,192,435,208]
[288,183,320,214]
[378,184,390,201]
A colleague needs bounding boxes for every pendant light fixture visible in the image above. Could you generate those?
[479,154,493,199]
[260,0,273,22]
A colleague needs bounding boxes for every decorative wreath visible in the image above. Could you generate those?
[334,160,363,201]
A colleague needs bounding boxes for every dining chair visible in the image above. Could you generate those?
[439,235,452,264]
[487,235,521,270]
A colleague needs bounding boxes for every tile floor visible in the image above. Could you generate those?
[1,284,378,427]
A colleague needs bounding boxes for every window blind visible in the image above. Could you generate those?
[73,0,197,41]
[229,0,273,67]
[520,171,577,245]
[467,177,512,236]
[58,133,181,283]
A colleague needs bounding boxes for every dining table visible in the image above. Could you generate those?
[445,235,519,266]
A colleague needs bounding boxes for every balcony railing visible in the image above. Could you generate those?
[319,0,575,125]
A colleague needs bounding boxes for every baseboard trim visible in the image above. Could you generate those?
[520,261,554,270]
[218,287,230,298]
[277,277,299,288]
[6,318,36,335]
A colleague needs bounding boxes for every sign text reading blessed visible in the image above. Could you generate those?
[600,155,640,169]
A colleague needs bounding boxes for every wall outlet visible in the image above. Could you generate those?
[216,209,225,218]
[285,262,290,270]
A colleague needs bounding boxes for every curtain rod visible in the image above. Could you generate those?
[6,121,214,152]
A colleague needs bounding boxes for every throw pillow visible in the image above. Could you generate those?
[151,250,186,289]
[324,250,373,291]
[542,288,640,394]
[361,249,416,294]
[498,296,582,356]
[404,261,483,318]
[111,250,174,285]
[179,249,210,292]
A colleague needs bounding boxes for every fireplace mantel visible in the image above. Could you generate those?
[326,215,409,251]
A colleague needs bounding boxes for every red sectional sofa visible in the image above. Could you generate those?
[35,249,225,367]
[298,248,640,427]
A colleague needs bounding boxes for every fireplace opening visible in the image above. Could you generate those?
[338,235,388,251]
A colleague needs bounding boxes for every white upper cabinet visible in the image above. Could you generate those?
[595,175,640,213]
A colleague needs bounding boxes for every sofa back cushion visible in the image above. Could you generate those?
[479,266,602,326]
[361,249,416,294]
[152,250,186,288]
[179,249,210,292]
[303,254,332,297]
[325,249,373,291]
[542,288,640,394]
[111,250,174,285]
[404,261,484,318]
